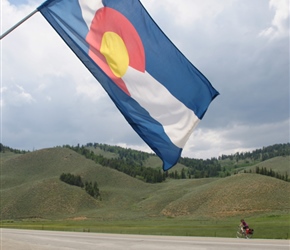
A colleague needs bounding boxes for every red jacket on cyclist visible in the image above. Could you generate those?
[240,219,249,232]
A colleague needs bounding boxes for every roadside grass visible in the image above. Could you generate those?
[1,214,289,239]
[250,214,290,239]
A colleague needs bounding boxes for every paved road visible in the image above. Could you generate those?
[1,228,289,250]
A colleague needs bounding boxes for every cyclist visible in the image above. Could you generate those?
[239,219,249,234]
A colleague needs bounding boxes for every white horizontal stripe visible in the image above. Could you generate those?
[123,67,200,148]
[79,0,103,29]
[78,1,199,148]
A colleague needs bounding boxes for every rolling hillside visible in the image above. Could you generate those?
[1,147,289,220]
[248,156,290,175]
[160,174,290,218]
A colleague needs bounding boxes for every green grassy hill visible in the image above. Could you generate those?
[161,174,290,218]
[1,148,154,220]
[1,147,289,222]
[0,151,23,163]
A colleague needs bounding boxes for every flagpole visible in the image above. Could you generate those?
[0,9,38,40]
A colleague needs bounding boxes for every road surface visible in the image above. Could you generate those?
[1,228,289,250]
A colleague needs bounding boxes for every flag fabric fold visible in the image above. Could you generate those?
[38,0,219,171]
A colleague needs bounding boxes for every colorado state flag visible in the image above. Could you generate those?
[38,0,219,171]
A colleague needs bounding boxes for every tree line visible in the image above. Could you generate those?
[3,141,289,183]
[87,143,226,179]
[64,145,166,183]
[178,157,222,178]
[243,166,289,182]
[63,143,289,182]
[86,142,151,166]
[219,143,290,162]
[0,143,28,154]
[60,173,100,198]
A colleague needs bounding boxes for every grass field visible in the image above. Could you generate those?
[1,214,289,239]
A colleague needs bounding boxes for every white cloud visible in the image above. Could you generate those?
[3,84,35,107]
[142,0,231,25]
[183,119,290,159]
[259,0,289,39]
[75,76,106,102]
[15,84,35,103]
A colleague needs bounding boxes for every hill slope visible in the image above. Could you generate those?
[1,148,154,219]
[161,174,290,218]
[249,156,290,174]
[1,148,289,220]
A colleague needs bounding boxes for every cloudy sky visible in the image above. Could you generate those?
[1,0,289,160]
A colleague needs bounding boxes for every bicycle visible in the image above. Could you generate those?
[236,226,254,239]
